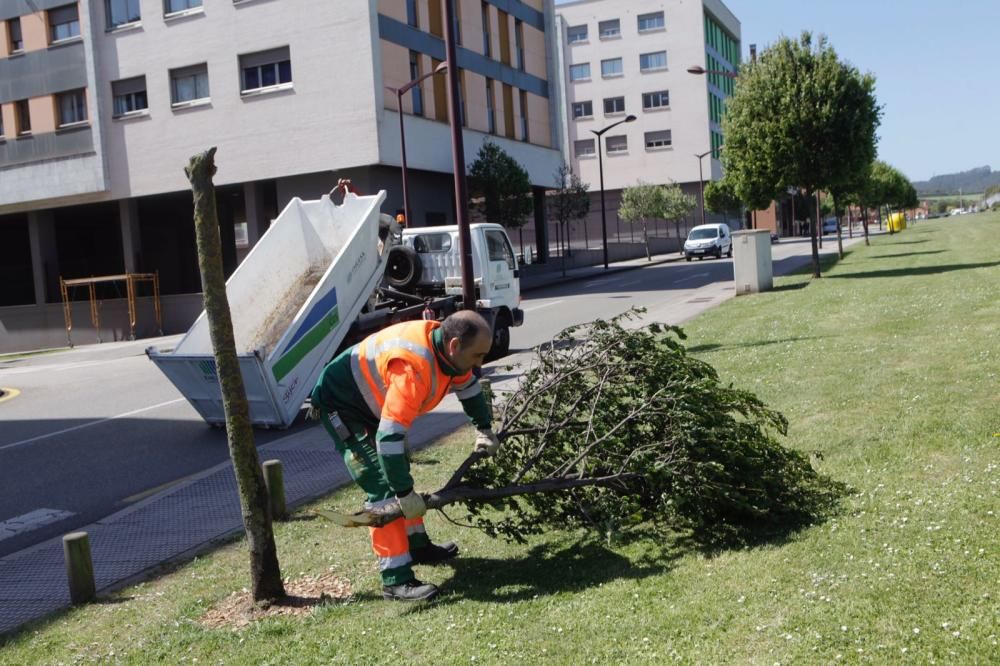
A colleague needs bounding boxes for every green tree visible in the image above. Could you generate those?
[618,182,695,261]
[547,163,591,276]
[721,32,881,277]
[468,139,533,229]
[703,178,741,214]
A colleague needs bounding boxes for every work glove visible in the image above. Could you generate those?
[396,489,427,520]
[474,429,501,456]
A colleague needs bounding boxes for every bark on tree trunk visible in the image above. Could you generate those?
[808,190,821,278]
[833,195,844,259]
[185,148,285,603]
[863,208,870,246]
[642,221,651,261]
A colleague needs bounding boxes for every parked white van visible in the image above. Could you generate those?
[683,223,732,261]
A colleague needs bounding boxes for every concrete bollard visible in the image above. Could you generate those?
[262,459,287,521]
[63,531,95,604]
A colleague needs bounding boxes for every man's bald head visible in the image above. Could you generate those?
[440,311,493,371]
[441,310,492,347]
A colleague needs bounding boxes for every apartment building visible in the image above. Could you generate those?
[555,0,740,247]
[0,0,564,353]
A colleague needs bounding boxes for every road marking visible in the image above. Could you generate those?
[0,508,76,542]
[0,387,20,404]
[121,470,208,504]
[675,272,710,283]
[0,398,186,452]
[523,299,566,312]
[619,280,641,287]
[0,358,129,376]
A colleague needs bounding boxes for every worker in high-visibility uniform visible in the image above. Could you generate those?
[311,310,500,601]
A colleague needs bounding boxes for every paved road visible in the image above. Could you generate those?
[0,233,860,559]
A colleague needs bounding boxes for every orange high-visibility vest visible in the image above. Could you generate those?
[349,320,477,434]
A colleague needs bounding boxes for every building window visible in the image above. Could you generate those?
[637,11,664,32]
[603,96,625,115]
[240,47,292,94]
[106,0,140,28]
[574,138,595,158]
[408,51,423,116]
[8,17,24,52]
[601,58,623,78]
[569,63,591,82]
[481,1,491,58]
[644,130,672,149]
[640,50,668,72]
[406,0,418,27]
[170,64,210,105]
[519,89,528,142]
[572,100,593,119]
[605,135,627,154]
[514,18,524,72]
[112,76,148,117]
[165,0,202,15]
[642,90,670,110]
[57,89,87,126]
[486,79,496,134]
[48,4,81,43]
[15,100,31,135]
[567,24,588,43]
[598,19,620,39]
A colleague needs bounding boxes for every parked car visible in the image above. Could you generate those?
[684,223,732,261]
[822,218,839,234]
[770,231,780,244]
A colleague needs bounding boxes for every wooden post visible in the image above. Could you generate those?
[63,532,95,604]
[262,459,287,521]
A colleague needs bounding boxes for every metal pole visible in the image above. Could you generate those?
[597,138,608,269]
[698,157,706,227]
[396,90,411,226]
[443,0,475,309]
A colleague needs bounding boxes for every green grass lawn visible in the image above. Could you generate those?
[3,215,998,664]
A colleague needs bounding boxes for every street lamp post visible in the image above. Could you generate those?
[385,61,448,227]
[685,65,739,79]
[695,150,712,228]
[591,114,636,269]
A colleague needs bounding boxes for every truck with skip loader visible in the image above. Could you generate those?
[147,186,523,428]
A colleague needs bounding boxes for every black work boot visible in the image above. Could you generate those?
[382,578,439,601]
[411,541,459,565]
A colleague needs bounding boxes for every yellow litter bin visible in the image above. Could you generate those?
[888,212,906,232]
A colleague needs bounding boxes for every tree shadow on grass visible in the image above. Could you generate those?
[769,282,810,293]
[687,335,825,354]
[869,250,947,259]
[412,538,689,608]
[829,261,1000,280]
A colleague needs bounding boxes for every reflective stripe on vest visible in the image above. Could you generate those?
[348,322,454,420]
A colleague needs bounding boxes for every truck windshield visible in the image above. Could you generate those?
[688,228,718,240]
[485,230,516,270]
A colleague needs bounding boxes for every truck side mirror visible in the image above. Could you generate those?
[513,269,520,278]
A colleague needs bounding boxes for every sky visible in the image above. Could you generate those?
[558,0,999,182]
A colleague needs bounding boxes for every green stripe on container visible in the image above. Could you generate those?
[272,305,340,382]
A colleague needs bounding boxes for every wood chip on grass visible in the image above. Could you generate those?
[199,570,353,630]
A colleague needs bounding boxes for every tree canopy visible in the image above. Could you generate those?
[721,32,881,276]
[468,139,533,229]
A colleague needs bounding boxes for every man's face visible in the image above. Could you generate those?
[447,332,493,372]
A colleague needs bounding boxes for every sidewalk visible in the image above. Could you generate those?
[0,233,864,636]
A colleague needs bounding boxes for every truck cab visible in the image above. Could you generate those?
[391,223,523,357]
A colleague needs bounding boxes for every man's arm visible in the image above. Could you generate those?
[377,359,427,495]
[452,372,491,430]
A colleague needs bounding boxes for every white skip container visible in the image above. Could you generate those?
[147,191,389,428]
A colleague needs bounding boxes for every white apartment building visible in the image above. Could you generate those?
[0,0,565,352]
[555,0,740,248]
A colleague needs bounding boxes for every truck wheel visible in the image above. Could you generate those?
[487,325,510,361]
[386,246,423,290]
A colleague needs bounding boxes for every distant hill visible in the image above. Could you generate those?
[913,166,1000,196]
